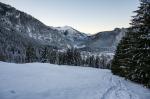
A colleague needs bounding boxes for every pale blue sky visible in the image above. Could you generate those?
[0,0,139,34]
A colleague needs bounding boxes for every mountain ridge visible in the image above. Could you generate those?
[0,2,126,65]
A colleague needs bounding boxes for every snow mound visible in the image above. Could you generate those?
[0,62,150,99]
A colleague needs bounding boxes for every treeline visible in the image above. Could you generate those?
[25,46,111,68]
[111,0,150,88]
[0,43,111,69]
[0,24,111,69]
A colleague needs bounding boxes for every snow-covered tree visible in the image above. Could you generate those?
[25,45,36,62]
[111,0,150,88]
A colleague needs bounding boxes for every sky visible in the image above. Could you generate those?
[0,0,139,34]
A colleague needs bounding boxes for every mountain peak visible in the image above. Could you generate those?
[54,25,77,32]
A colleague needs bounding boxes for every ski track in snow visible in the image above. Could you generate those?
[0,62,150,99]
[101,76,139,99]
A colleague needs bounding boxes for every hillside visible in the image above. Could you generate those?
[79,28,126,52]
[0,2,87,49]
[0,1,125,51]
[0,2,126,67]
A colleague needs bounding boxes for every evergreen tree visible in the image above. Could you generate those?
[57,52,65,65]
[41,47,48,63]
[0,54,6,61]
[111,0,150,88]
[89,55,95,67]
[25,45,36,62]
[73,49,82,66]
[48,50,57,64]
[65,49,74,65]
[95,56,100,68]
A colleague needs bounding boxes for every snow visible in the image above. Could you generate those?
[51,25,87,38]
[142,0,150,3]
[73,44,86,48]
[54,26,75,32]
[0,62,150,99]
[15,13,20,18]
[50,26,78,35]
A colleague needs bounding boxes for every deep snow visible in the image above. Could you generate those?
[0,62,150,99]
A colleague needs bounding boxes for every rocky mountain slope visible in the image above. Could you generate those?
[80,28,126,52]
[0,2,126,50]
[0,2,126,65]
[0,2,87,49]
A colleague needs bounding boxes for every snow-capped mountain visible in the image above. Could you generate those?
[79,28,126,52]
[0,2,88,49]
[0,2,126,51]
[54,26,87,40]
[51,25,88,47]
[0,2,126,64]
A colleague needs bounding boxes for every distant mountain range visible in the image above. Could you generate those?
[79,28,126,52]
[0,2,126,63]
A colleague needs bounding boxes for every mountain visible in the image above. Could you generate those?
[51,25,88,47]
[0,2,87,49]
[52,25,87,39]
[0,2,126,51]
[80,28,126,52]
[0,2,126,66]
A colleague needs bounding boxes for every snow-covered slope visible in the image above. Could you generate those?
[0,2,126,54]
[0,62,149,99]
[0,2,87,49]
[80,28,126,52]
[0,2,126,64]
[0,2,125,52]
[52,26,88,46]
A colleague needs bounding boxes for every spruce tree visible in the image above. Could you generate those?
[0,54,6,61]
[111,0,150,88]
[25,45,36,62]
[41,47,48,63]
